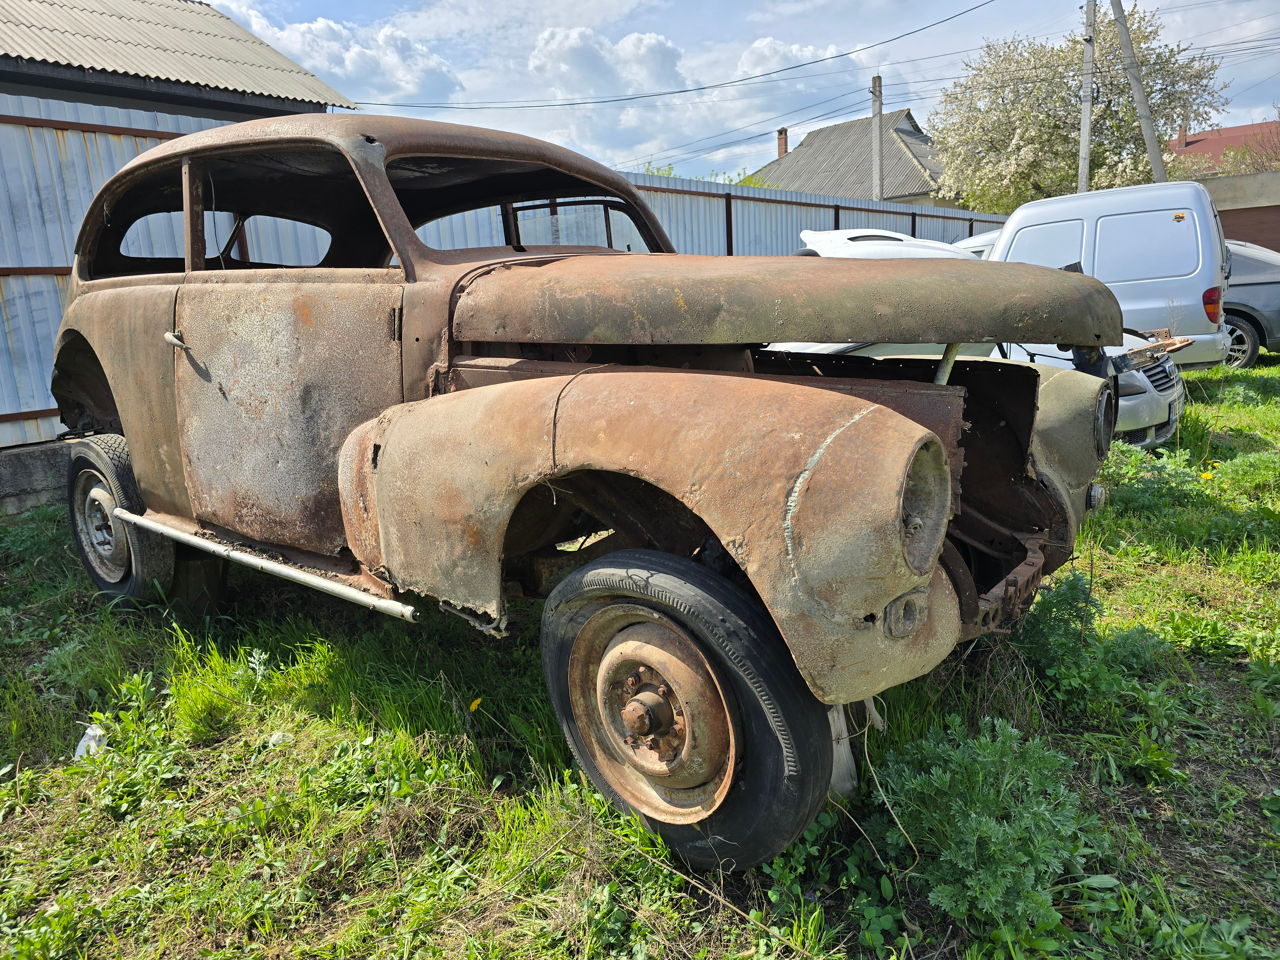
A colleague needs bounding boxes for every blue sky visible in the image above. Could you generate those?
[210,0,1280,178]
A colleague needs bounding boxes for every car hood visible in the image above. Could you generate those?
[449,252,1123,347]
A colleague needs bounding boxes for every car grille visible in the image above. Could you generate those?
[1143,356,1179,393]
[1117,427,1153,446]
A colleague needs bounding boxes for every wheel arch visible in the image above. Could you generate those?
[1224,304,1266,341]
[50,328,120,433]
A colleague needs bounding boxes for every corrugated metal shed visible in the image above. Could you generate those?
[0,0,353,108]
[0,94,224,445]
[751,109,942,202]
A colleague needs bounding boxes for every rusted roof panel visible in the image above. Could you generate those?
[0,0,354,108]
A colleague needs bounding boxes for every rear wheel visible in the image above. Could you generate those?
[542,549,832,870]
[67,434,173,601]
[1225,315,1260,369]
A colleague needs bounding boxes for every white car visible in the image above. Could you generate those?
[781,230,1185,450]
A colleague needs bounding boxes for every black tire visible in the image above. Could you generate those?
[67,434,174,601]
[542,549,832,870]
[1225,315,1260,369]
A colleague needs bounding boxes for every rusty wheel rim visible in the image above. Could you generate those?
[568,603,737,824]
[72,468,130,584]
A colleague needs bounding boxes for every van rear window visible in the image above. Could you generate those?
[1095,210,1200,283]
[1007,220,1084,270]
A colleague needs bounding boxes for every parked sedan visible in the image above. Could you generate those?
[786,230,1185,450]
[1223,239,1280,369]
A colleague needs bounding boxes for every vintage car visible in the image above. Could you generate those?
[52,115,1121,870]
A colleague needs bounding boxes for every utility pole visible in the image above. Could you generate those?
[1077,0,1095,192]
[871,74,883,201]
[1110,0,1166,182]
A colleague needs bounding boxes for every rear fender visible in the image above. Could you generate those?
[339,370,959,703]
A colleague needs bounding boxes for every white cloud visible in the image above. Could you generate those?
[210,0,461,102]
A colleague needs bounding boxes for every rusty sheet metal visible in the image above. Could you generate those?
[53,282,193,516]
[964,534,1047,639]
[447,355,967,505]
[340,369,957,704]
[175,274,402,555]
[450,254,1123,348]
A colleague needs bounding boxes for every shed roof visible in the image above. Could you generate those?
[752,109,940,201]
[0,0,354,108]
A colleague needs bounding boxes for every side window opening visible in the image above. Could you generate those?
[194,148,377,270]
[85,147,390,279]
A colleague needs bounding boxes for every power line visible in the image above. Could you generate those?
[353,0,1002,110]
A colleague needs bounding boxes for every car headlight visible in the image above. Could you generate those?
[1094,382,1116,459]
[900,438,950,575]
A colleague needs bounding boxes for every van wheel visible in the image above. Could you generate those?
[67,434,173,600]
[541,549,832,870]
[1225,315,1259,369]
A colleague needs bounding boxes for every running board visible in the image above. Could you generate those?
[112,508,419,622]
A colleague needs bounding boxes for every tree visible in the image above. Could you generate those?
[928,5,1225,214]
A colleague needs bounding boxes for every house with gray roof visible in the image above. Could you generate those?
[0,0,352,456]
[752,109,959,208]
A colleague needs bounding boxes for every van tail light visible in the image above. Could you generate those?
[1203,287,1222,324]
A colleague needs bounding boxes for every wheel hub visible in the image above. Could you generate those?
[568,605,738,824]
[72,470,130,583]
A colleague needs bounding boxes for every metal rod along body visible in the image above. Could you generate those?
[113,508,420,622]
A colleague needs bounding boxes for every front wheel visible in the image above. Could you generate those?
[542,550,832,870]
[1225,315,1260,369]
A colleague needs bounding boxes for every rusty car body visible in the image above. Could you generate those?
[52,115,1122,869]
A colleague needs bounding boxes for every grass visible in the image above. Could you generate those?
[2,355,1279,958]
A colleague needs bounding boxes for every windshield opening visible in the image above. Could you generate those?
[386,155,656,253]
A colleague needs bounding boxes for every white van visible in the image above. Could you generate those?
[986,182,1230,368]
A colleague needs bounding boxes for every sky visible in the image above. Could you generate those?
[209,0,1280,179]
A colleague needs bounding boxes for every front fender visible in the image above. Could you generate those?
[339,370,961,703]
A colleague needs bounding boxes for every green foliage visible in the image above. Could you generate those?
[760,808,903,953]
[876,716,1105,933]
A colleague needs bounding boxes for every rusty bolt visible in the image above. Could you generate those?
[624,735,636,746]
[625,673,640,689]
[657,684,670,698]
[637,665,647,673]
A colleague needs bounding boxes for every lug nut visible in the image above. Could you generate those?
[657,684,670,697]
[625,673,640,689]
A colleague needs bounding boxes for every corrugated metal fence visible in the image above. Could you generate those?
[622,172,1005,256]
[0,94,221,445]
[1,102,1004,446]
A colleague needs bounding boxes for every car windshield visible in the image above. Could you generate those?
[385,155,654,253]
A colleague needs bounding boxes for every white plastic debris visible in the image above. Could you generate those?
[267,731,294,748]
[74,724,107,758]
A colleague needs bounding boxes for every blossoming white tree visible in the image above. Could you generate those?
[928,6,1225,214]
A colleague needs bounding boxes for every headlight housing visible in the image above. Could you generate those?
[1094,382,1116,459]
[900,437,950,575]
